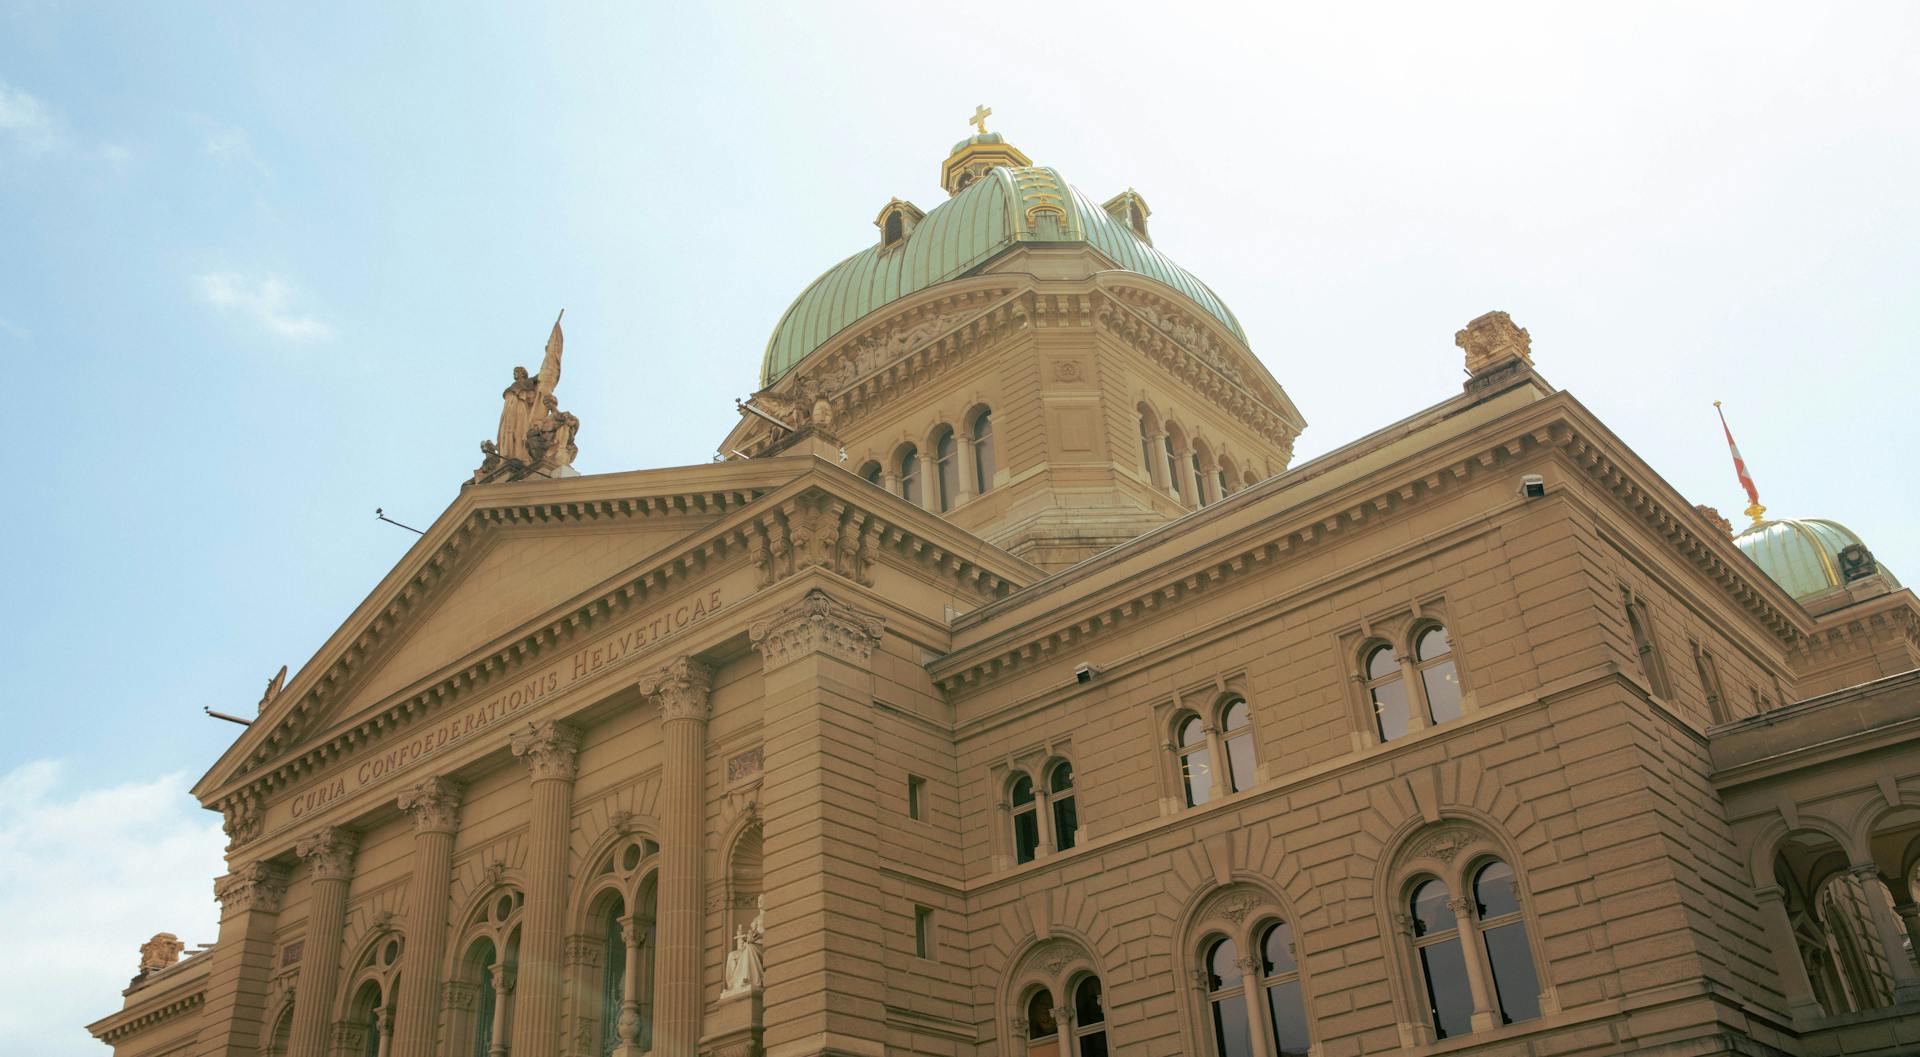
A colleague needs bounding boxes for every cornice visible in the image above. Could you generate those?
[201,469,1035,813]
[930,394,1813,696]
[88,987,206,1044]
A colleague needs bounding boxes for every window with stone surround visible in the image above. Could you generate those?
[907,774,926,821]
[858,460,883,487]
[452,886,524,1057]
[1008,940,1108,1056]
[997,753,1081,869]
[1387,823,1550,1044]
[340,932,403,1057]
[1622,589,1674,699]
[1165,686,1261,809]
[1352,611,1469,744]
[581,836,660,1057]
[897,443,921,505]
[933,426,960,512]
[1690,637,1730,724]
[1186,888,1315,1057]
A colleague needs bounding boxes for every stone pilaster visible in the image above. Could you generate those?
[640,657,715,1057]
[508,720,582,1057]
[1851,864,1920,1003]
[194,861,289,1057]
[747,589,886,1056]
[288,827,360,1057]
[392,777,463,1057]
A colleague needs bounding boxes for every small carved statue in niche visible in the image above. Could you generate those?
[1839,543,1879,583]
[722,895,766,996]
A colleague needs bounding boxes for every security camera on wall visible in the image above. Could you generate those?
[1520,474,1546,499]
[1075,662,1100,684]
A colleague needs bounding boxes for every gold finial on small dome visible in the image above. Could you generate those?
[970,104,992,135]
[941,107,1030,197]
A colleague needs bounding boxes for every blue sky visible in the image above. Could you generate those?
[4,3,1916,1050]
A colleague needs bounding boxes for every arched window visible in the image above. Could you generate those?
[1011,774,1041,865]
[1410,878,1474,1039]
[1167,427,1182,502]
[1049,762,1078,852]
[1260,922,1311,1056]
[1221,698,1256,794]
[1205,938,1254,1057]
[1473,860,1542,1024]
[1415,627,1462,725]
[1026,988,1059,1054]
[859,460,882,487]
[1138,412,1156,480]
[1072,976,1108,1056]
[897,445,921,505]
[1366,644,1410,741]
[599,895,626,1057]
[972,408,996,494]
[933,428,960,512]
[1191,441,1213,506]
[1176,715,1214,807]
[1218,455,1237,499]
[884,212,904,245]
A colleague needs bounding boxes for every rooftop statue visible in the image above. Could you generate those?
[475,311,581,481]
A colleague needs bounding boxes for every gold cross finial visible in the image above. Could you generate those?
[970,105,992,135]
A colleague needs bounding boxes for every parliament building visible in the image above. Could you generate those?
[91,121,1920,1057]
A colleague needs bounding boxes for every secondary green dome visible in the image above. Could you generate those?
[758,165,1248,387]
[1734,517,1899,601]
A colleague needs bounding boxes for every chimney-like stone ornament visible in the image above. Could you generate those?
[137,933,186,976]
[1455,310,1533,376]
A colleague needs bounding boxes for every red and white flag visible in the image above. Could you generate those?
[1714,401,1763,517]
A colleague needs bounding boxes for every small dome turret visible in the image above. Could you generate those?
[1734,517,1899,602]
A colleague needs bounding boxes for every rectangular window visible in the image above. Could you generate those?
[914,905,935,959]
[907,775,926,821]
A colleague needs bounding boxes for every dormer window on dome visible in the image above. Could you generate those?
[874,198,925,251]
[1102,189,1153,245]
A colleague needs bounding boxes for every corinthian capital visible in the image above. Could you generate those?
[213,861,290,914]
[509,720,582,782]
[397,776,464,834]
[295,826,360,881]
[638,656,714,724]
[747,588,884,671]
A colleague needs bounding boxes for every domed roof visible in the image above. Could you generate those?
[759,165,1248,387]
[1733,517,1899,601]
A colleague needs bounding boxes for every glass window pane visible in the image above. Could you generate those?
[1422,659,1462,725]
[1473,861,1520,919]
[1075,977,1104,1024]
[1223,700,1249,731]
[1366,645,1399,681]
[1077,1030,1108,1057]
[1012,776,1035,805]
[861,462,882,485]
[1419,938,1475,1040]
[1052,795,1077,852]
[1049,763,1074,793]
[1261,921,1297,976]
[1014,810,1040,864]
[1416,626,1452,661]
[1210,992,1254,1057]
[1411,880,1455,936]
[1372,678,1410,742]
[1208,938,1243,991]
[1265,978,1312,1057]
[974,412,995,491]
[1182,745,1214,807]
[1027,990,1057,1037]
[1178,716,1208,748]
[1482,922,1542,1024]
[1226,732,1256,794]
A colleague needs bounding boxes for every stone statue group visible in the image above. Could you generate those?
[474,311,581,481]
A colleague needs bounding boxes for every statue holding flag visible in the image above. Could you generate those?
[475,312,580,481]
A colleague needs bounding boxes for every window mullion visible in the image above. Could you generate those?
[1450,898,1500,1031]
[1236,955,1275,1057]
[1037,790,1058,856]
[1398,654,1430,734]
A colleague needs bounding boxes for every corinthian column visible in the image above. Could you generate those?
[508,721,582,1057]
[639,657,714,1057]
[391,777,463,1057]
[287,827,359,1057]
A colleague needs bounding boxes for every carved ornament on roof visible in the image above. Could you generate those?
[748,588,886,671]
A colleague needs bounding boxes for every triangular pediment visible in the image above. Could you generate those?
[194,454,1040,836]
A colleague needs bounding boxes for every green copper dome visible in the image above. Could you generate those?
[759,165,1248,387]
[1733,517,1899,601]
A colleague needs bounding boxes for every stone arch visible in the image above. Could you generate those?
[722,816,764,938]
[993,932,1105,1054]
[1747,815,1857,889]
[569,817,661,934]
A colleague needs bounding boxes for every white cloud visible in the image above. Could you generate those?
[0,760,227,1055]
[194,272,334,341]
[0,78,66,154]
